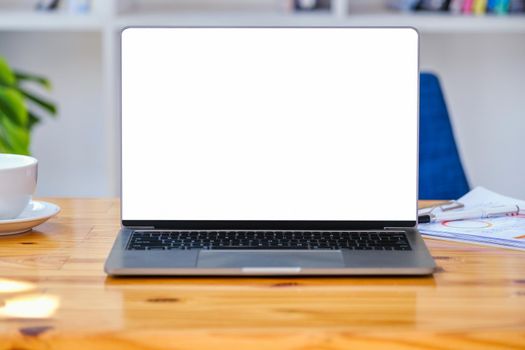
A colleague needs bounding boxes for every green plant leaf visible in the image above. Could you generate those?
[0,126,12,153]
[18,88,57,116]
[0,56,16,87]
[0,110,30,154]
[27,111,41,129]
[14,71,52,90]
[0,114,8,153]
[0,57,56,156]
[0,86,28,127]
[0,136,10,153]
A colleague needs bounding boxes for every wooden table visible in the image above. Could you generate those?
[0,198,524,350]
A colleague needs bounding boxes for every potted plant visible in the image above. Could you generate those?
[0,56,57,155]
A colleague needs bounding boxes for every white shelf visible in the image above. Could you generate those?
[0,9,524,33]
[113,11,525,33]
[0,11,104,31]
[346,12,525,33]
[114,10,334,28]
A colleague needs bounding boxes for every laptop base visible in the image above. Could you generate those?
[105,227,435,276]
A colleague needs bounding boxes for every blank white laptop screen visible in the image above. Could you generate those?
[121,28,418,222]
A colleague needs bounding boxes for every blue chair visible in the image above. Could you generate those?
[419,73,469,200]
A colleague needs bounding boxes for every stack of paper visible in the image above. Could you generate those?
[418,187,525,251]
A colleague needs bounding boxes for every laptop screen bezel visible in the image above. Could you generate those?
[119,26,420,230]
[121,220,416,230]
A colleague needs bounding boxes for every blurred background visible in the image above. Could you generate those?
[0,0,524,199]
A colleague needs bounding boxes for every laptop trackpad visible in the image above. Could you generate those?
[197,250,344,268]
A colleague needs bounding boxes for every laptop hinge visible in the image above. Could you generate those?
[383,227,410,230]
[125,225,155,229]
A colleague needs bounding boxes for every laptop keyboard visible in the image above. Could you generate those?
[126,231,411,251]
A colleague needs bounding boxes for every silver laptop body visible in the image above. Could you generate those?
[105,27,436,276]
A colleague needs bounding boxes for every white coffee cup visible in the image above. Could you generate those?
[0,154,38,220]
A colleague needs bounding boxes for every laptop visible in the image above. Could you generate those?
[105,27,436,276]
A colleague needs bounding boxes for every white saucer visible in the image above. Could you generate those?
[0,201,61,236]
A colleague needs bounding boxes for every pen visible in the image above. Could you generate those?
[418,205,521,224]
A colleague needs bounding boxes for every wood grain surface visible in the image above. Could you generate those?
[0,198,524,350]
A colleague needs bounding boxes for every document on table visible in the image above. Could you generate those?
[418,187,525,251]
